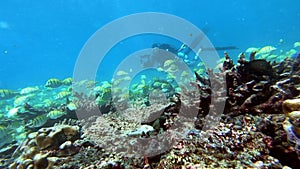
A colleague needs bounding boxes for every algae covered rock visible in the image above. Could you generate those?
[283,99,300,137]
[282,98,300,156]
[282,98,300,116]
[10,124,80,169]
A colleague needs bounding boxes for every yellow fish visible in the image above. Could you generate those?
[181,71,189,77]
[257,46,276,55]
[163,59,175,67]
[294,42,300,48]
[286,49,297,57]
[67,102,77,111]
[29,114,48,128]
[116,70,128,76]
[156,67,164,72]
[101,81,111,88]
[152,81,162,88]
[0,89,18,100]
[123,76,131,81]
[62,77,73,86]
[14,95,31,107]
[84,80,97,88]
[47,110,66,119]
[56,91,71,99]
[245,47,259,53]
[20,86,39,95]
[45,78,63,88]
[166,64,178,73]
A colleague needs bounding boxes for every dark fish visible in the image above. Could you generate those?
[245,59,274,76]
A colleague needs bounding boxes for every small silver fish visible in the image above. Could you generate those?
[7,107,20,118]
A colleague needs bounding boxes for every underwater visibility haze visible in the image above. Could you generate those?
[1,0,300,168]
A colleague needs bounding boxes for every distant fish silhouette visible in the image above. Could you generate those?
[152,43,237,54]
[152,27,237,55]
[152,43,178,54]
[215,46,238,51]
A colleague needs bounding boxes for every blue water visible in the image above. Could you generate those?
[0,0,299,89]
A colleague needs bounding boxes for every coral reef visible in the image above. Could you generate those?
[1,48,300,168]
[156,115,282,168]
[53,114,286,168]
[8,123,80,169]
[192,51,300,167]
